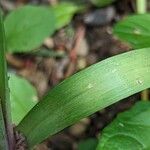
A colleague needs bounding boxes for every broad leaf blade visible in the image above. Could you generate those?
[97,101,150,150]
[5,5,55,52]
[17,48,150,148]
[114,14,150,48]
[9,74,38,125]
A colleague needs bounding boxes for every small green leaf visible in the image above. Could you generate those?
[9,74,38,125]
[17,48,150,148]
[51,2,82,29]
[91,0,116,7]
[97,101,150,150]
[5,5,55,52]
[114,14,150,49]
[78,138,98,150]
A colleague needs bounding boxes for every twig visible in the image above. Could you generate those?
[48,0,58,6]
[65,25,86,78]
[6,54,25,69]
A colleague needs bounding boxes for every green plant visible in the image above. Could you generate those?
[97,101,150,149]
[4,3,81,53]
[0,8,13,149]
[78,138,98,150]
[9,74,38,125]
[5,5,55,53]
[90,0,117,7]
[1,2,150,150]
[51,2,84,30]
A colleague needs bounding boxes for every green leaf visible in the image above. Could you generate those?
[78,138,98,150]
[114,14,150,49]
[91,0,116,7]
[17,48,150,148]
[30,48,66,58]
[96,101,150,150]
[51,2,82,29]
[0,8,12,149]
[5,5,55,53]
[9,74,38,125]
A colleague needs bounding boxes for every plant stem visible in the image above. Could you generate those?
[0,103,9,149]
[0,8,14,149]
[141,89,149,101]
[136,0,147,14]
[136,0,149,101]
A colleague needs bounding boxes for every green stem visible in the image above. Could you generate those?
[0,103,9,149]
[136,0,149,101]
[0,8,14,149]
[136,0,147,14]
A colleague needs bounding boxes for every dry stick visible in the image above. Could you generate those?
[65,25,86,78]
[6,54,25,69]
[136,0,149,101]
[48,0,58,6]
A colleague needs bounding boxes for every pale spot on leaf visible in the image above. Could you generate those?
[87,83,93,89]
[133,28,141,35]
[136,79,143,85]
